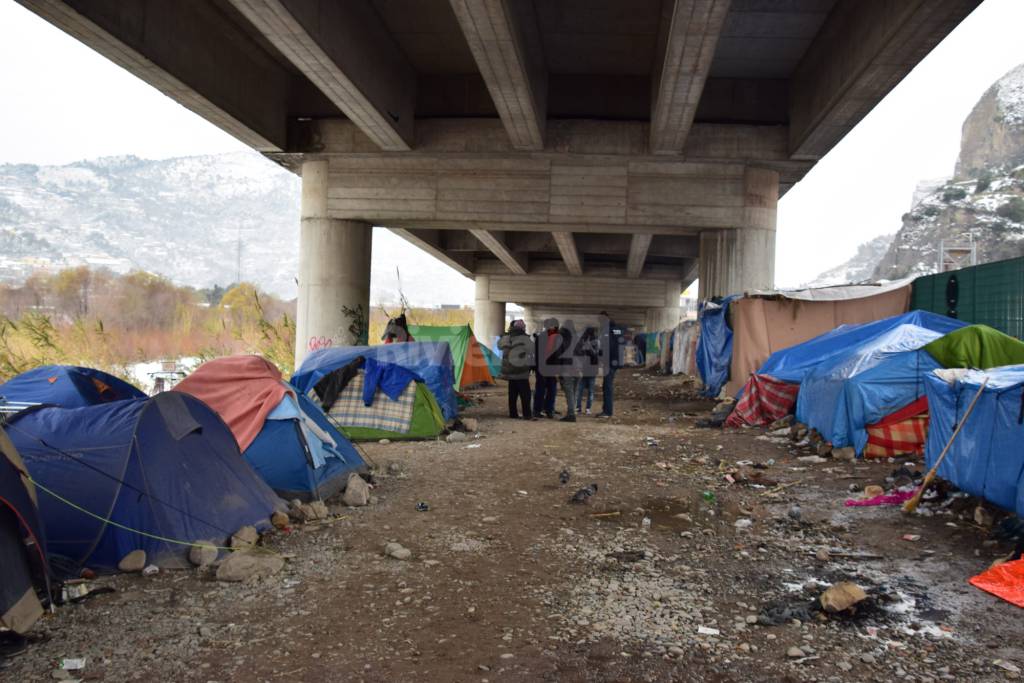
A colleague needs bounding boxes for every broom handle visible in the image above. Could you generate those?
[912,377,989,494]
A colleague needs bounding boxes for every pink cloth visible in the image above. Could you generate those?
[173,356,288,452]
[843,489,917,507]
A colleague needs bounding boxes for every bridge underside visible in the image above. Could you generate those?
[17,0,981,361]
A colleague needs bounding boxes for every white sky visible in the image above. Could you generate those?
[2,0,1023,294]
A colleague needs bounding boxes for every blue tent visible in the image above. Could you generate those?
[756,311,967,385]
[0,365,145,408]
[2,392,282,575]
[292,342,459,420]
[795,320,966,453]
[696,296,739,397]
[924,366,1024,515]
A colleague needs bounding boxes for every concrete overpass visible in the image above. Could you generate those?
[16,0,981,362]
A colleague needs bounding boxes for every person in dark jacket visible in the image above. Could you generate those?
[633,332,646,366]
[575,326,600,415]
[532,318,560,418]
[498,319,534,419]
[598,311,624,418]
[555,320,583,422]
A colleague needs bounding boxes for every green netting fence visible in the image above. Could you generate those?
[911,256,1024,339]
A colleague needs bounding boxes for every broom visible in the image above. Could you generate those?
[902,377,989,514]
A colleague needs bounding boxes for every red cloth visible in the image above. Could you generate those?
[173,355,288,452]
[843,489,916,507]
[970,556,1024,608]
[864,396,929,459]
[725,374,799,428]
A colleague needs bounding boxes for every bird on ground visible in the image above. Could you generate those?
[559,469,571,486]
[570,483,599,504]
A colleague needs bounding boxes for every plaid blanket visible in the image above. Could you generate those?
[313,371,415,434]
[864,396,928,459]
[725,374,799,428]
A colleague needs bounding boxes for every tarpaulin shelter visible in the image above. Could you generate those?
[670,321,700,377]
[0,365,145,408]
[292,342,458,421]
[480,342,502,380]
[723,280,913,396]
[406,324,495,390]
[696,296,739,397]
[924,325,1024,370]
[924,366,1024,516]
[729,311,966,427]
[174,356,365,500]
[0,429,49,634]
[795,319,968,454]
[2,393,282,575]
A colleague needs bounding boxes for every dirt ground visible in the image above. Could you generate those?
[3,370,1023,682]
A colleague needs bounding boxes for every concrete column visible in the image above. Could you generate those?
[645,306,681,333]
[473,275,507,346]
[520,306,538,334]
[295,159,372,369]
[697,168,778,299]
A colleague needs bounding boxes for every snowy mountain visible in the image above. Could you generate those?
[804,233,895,287]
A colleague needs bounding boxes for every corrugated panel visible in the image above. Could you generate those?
[911,256,1024,339]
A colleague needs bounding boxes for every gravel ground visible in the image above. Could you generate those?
[3,370,1022,682]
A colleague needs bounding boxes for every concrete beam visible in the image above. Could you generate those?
[789,0,980,160]
[650,0,731,154]
[17,0,290,151]
[487,274,682,308]
[388,228,475,278]
[551,233,583,276]
[450,0,547,151]
[475,259,687,282]
[626,234,654,278]
[469,229,528,275]
[229,0,416,151]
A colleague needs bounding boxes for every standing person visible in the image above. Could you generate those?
[533,318,560,419]
[498,319,534,419]
[598,311,624,418]
[575,326,599,415]
[633,332,646,367]
[555,320,582,422]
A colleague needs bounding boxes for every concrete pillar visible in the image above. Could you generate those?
[645,306,681,333]
[295,159,372,369]
[520,306,539,334]
[698,168,778,300]
[473,275,506,346]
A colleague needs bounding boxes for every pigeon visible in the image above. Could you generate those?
[559,469,571,486]
[570,483,599,504]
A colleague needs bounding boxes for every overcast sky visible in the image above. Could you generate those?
[2,0,1023,294]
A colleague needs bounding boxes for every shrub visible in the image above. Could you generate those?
[942,187,967,202]
[996,197,1024,223]
[975,170,993,193]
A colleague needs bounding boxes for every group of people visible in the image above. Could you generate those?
[497,312,624,422]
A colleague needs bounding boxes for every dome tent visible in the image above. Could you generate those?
[3,392,283,575]
[406,324,496,390]
[174,356,366,500]
[0,365,145,408]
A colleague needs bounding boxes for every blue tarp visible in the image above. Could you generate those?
[292,343,459,420]
[756,311,968,385]
[244,390,366,501]
[0,365,145,407]
[924,366,1024,515]
[696,296,739,397]
[795,320,967,453]
[2,393,282,575]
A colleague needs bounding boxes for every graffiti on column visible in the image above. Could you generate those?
[307,336,334,352]
[342,304,368,345]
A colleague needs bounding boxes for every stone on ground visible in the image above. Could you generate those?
[820,581,867,613]
[271,511,290,529]
[384,542,412,560]
[343,473,371,507]
[188,541,218,567]
[215,550,284,582]
[118,549,146,573]
[230,525,259,548]
[446,431,467,443]
[462,417,479,432]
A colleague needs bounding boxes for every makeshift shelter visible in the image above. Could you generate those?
[924,324,1024,369]
[0,429,49,634]
[727,311,966,427]
[696,296,739,397]
[480,342,502,380]
[670,321,700,377]
[924,366,1024,516]
[0,365,145,408]
[2,393,282,575]
[293,342,458,421]
[406,324,495,389]
[173,356,366,500]
[795,321,964,455]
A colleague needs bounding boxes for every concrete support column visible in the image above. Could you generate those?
[698,168,778,299]
[295,159,372,368]
[520,306,538,334]
[645,306,681,333]
[473,275,507,345]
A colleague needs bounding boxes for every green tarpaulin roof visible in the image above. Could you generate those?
[924,324,1024,369]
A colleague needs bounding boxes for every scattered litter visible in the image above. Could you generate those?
[415,502,430,512]
[819,582,867,613]
[516,490,529,496]
[142,564,160,576]
[734,518,752,529]
[796,455,828,464]
[902,534,921,542]
[970,556,1024,608]
[845,489,916,507]
[994,660,1021,674]
[697,626,720,636]
[60,658,86,671]
[465,443,481,449]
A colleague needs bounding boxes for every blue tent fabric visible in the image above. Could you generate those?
[292,343,459,420]
[795,321,965,453]
[2,392,282,575]
[696,296,739,397]
[756,311,968,385]
[924,366,1024,515]
[244,390,366,500]
[363,357,420,404]
[0,365,146,408]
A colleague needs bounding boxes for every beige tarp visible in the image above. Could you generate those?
[725,284,912,395]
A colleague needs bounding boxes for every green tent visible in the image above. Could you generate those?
[924,324,1024,369]
[407,324,496,389]
[339,381,447,442]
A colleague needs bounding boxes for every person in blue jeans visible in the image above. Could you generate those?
[575,326,599,415]
[598,312,624,418]
[532,318,560,418]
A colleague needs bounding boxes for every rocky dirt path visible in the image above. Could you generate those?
[3,371,1022,682]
